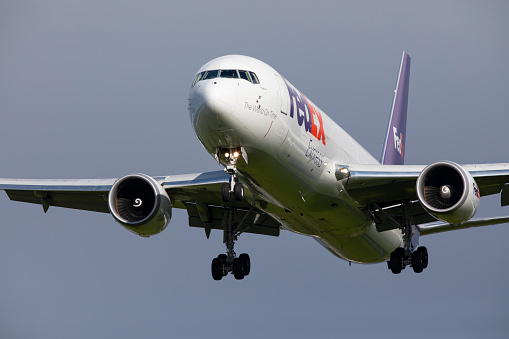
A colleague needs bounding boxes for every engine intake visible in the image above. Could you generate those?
[416,161,479,225]
[108,174,172,237]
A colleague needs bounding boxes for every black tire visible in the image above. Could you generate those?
[211,258,223,281]
[411,250,424,273]
[389,248,403,274]
[234,182,244,201]
[233,258,244,280]
[217,254,228,276]
[239,253,250,276]
[221,183,231,202]
[419,246,428,269]
[217,254,227,264]
[396,247,405,269]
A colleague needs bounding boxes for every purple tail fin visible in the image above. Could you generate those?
[381,51,411,165]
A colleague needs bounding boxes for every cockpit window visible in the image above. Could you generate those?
[220,70,239,78]
[203,69,219,80]
[192,69,260,86]
[192,71,206,86]
[249,72,260,84]
[238,70,251,82]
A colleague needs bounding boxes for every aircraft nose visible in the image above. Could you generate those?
[189,80,237,122]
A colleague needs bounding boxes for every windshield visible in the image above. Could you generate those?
[220,70,239,78]
[192,69,260,86]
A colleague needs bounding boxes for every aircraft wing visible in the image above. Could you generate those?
[0,171,281,237]
[344,163,509,204]
[0,178,117,213]
[3,162,509,239]
[342,163,509,234]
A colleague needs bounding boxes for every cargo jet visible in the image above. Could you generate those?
[2,53,509,280]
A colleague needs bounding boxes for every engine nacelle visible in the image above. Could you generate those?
[416,161,480,225]
[108,174,172,237]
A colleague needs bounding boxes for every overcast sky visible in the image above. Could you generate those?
[1,1,509,338]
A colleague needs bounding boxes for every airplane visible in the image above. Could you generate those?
[2,52,509,280]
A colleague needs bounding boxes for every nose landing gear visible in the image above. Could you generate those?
[212,147,251,281]
[221,179,244,202]
[220,148,245,203]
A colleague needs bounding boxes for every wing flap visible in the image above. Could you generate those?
[186,203,280,237]
[374,201,436,232]
[163,171,259,210]
[163,172,282,236]
[501,184,509,206]
[5,190,110,213]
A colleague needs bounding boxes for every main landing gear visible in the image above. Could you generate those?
[211,148,250,281]
[388,246,428,274]
[211,206,251,280]
[387,201,429,274]
[211,247,251,281]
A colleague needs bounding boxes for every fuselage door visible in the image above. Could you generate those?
[274,74,289,116]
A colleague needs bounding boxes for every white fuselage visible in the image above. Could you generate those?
[188,55,402,263]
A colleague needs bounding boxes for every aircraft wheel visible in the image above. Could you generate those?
[233,258,245,280]
[239,253,250,276]
[418,246,428,269]
[221,183,231,202]
[211,258,223,281]
[217,254,228,276]
[411,250,424,273]
[234,182,244,201]
[389,248,404,274]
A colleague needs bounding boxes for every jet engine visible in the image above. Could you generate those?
[416,161,479,225]
[108,174,172,237]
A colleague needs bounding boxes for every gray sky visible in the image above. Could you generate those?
[1,1,509,338]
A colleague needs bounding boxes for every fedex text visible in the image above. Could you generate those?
[393,126,404,158]
[284,79,326,145]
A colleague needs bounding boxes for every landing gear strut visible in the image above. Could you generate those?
[212,148,250,281]
[220,148,244,203]
[387,201,429,274]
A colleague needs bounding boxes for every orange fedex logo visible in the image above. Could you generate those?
[284,79,326,145]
